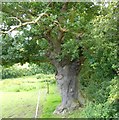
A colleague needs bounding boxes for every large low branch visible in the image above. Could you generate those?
[1,13,48,34]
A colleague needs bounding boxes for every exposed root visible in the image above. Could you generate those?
[53,101,82,115]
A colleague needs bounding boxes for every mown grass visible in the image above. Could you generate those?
[2,92,38,118]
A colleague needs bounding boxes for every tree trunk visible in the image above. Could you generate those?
[53,60,85,114]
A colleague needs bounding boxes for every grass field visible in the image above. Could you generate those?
[2,92,38,118]
[1,74,83,118]
[1,74,62,118]
[0,74,56,92]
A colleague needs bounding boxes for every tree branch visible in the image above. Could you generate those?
[1,13,48,34]
[53,21,68,42]
[54,21,68,33]
[9,17,22,26]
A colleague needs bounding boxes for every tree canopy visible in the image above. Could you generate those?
[1,2,99,65]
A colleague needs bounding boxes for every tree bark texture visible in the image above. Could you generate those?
[53,59,85,114]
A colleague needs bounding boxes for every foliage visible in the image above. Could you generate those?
[58,39,81,61]
[2,63,55,79]
[73,101,118,118]
[78,2,119,118]
[1,2,99,65]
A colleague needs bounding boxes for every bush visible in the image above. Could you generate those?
[2,63,55,79]
[79,100,118,118]
[79,3,118,118]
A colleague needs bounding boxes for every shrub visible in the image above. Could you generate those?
[2,63,55,79]
[79,3,118,118]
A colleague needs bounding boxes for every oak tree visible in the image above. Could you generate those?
[1,2,99,114]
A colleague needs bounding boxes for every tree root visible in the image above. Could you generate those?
[53,101,81,115]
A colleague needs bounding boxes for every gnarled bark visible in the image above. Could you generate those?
[53,59,85,114]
